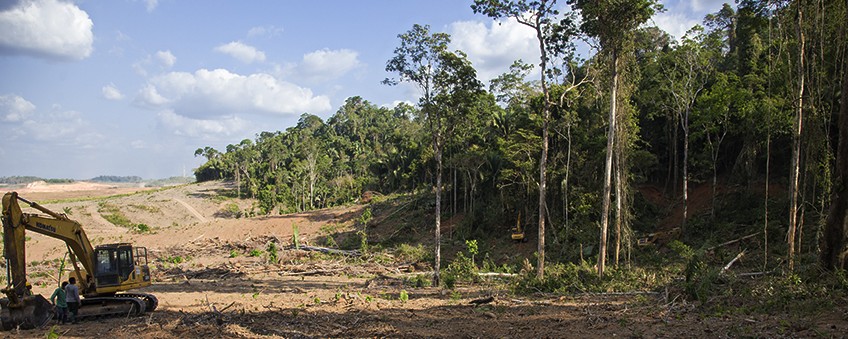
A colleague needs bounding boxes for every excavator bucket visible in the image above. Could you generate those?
[0,295,53,330]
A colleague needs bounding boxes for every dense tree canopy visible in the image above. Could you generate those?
[196,0,848,271]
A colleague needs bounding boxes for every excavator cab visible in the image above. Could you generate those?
[90,244,151,293]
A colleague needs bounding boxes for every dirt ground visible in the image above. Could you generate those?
[3,181,847,338]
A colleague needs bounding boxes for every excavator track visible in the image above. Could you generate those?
[78,296,146,319]
[117,293,158,312]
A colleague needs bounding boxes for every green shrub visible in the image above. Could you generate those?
[292,224,300,249]
[134,223,150,233]
[395,243,430,263]
[248,249,263,257]
[267,242,279,263]
[443,251,478,289]
[405,274,432,288]
[220,203,242,218]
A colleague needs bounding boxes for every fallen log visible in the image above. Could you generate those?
[720,250,746,275]
[292,245,361,257]
[708,233,759,252]
[469,296,495,305]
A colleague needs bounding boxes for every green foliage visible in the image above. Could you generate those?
[465,239,478,260]
[404,274,432,288]
[229,249,240,258]
[248,249,263,257]
[443,251,478,289]
[399,290,409,303]
[98,202,151,233]
[395,243,430,263]
[134,223,151,233]
[62,206,73,215]
[219,203,242,218]
[292,224,300,249]
[357,230,368,252]
[161,255,188,264]
[44,325,60,339]
[267,241,279,264]
[359,207,372,227]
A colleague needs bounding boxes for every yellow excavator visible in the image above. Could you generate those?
[0,192,156,330]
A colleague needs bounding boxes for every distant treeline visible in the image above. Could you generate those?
[89,175,143,183]
[145,176,193,187]
[0,176,74,184]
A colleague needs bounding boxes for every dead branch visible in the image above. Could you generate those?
[720,250,746,275]
[276,268,344,276]
[574,291,661,297]
[294,245,361,257]
[708,233,759,252]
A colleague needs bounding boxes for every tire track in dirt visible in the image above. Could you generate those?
[175,198,207,223]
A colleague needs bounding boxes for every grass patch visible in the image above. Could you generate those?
[98,202,152,233]
[128,204,161,214]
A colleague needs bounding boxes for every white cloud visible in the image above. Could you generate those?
[133,50,176,76]
[144,0,158,12]
[135,68,332,118]
[247,25,283,38]
[1,94,36,122]
[0,0,93,60]
[383,100,415,109]
[155,50,176,68]
[298,49,361,83]
[157,109,249,139]
[130,140,146,149]
[135,84,170,107]
[651,12,700,41]
[102,84,125,101]
[0,102,102,146]
[652,0,733,41]
[214,41,266,64]
[449,18,539,83]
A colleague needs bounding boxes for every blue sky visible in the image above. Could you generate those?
[0,0,729,180]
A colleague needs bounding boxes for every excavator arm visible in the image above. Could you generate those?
[2,193,97,294]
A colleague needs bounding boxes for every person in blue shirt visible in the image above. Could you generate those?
[64,277,80,324]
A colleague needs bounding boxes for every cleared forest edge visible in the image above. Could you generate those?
[3,181,847,338]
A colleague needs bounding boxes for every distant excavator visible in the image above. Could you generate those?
[0,192,157,330]
[511,212,527,242]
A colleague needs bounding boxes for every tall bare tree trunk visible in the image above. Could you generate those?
[536,18,551,280]
[788,1,805,270]
[820,0,848,270]
[538,108,549,279]
[682,107,690,234]
[434,134,443,286]
[765,133,771,270]
[599,49,618,278]
[615,145,622,267]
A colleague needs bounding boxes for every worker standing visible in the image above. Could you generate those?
[50,282,68,324]
[64,277,80,324]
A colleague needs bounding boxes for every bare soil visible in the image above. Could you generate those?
[3,181,847,338]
